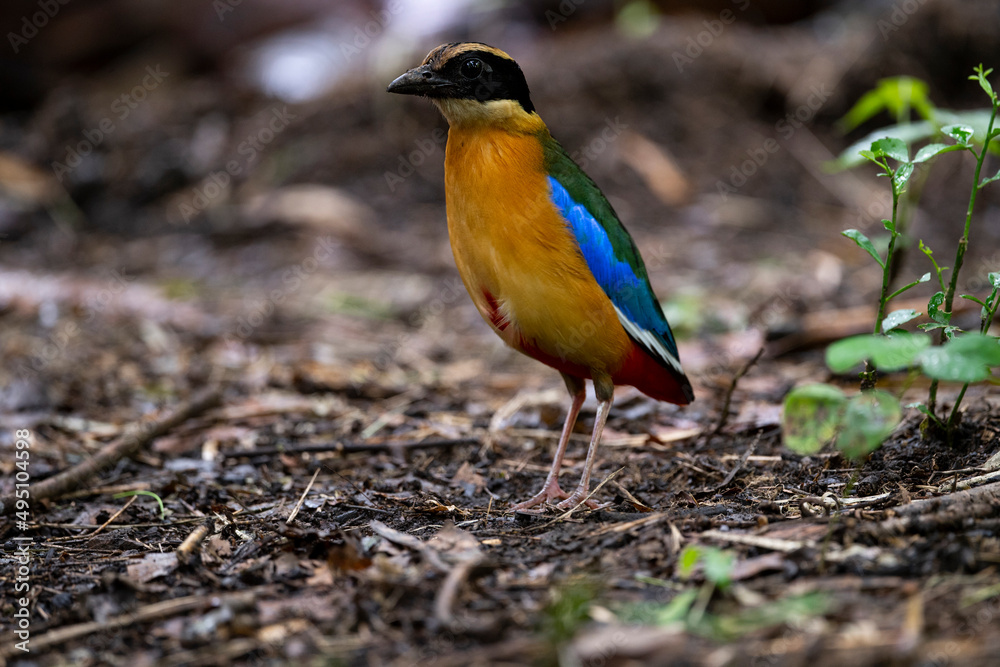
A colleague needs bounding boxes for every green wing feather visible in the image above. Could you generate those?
[539,131,683,368]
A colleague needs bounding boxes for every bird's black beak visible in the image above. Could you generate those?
[387,65,454,96]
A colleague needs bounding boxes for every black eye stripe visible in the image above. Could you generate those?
[419,47,535,114]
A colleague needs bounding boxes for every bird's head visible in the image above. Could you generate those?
[387,42,536,127]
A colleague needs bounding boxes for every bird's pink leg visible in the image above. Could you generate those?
[511,375,585,512]
[556,374,614,510]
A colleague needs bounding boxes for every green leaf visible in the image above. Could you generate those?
[888,272,932,301]
[939,109,1000,152]
[679,546,701,579]
[831,110,995,170]
[912,142,967,163]
[970,65,996,101]
[942,123,975,145]
[918,323,961,338]
[702,548,735,589]
[651,589,699,625]
[837,77,934,133]
[920,241,948,290]
[927,291,950,324]
[835,390,902,460]
[871,137,909,163]
[830,122,936,171]
[825,335,876,372]
[702,592,831,642]
[842,229,884,268]
[826,333,931,372]
[960,294,989,309]
[620,589,699,626]
[918,333,1000,383]
[881,308,921,333]
[781,384,847,455]
[892,162,915,194]
[878,333,933,369]
[979,167,1000,189]
[838,88,892,133]
[910,402,944,426]
[991,272,1000,289]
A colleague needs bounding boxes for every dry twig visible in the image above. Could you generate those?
[0,386,221,515]
[287,468,321,524]
[176,522,211,565]
[223,436,479,459]
[712,346,764,435]
[0,590,258,659]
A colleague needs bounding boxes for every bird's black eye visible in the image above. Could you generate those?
[460,58,483,79]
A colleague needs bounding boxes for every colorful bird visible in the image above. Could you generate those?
[388,43,693,511]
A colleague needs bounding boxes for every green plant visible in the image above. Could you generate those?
[539,578,600,645]
[620,547,828,641]
[783,66,1000,456]
[113,490,167,519]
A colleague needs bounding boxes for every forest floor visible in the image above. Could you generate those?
[2,3,1000,665]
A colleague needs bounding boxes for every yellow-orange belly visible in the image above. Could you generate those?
[443,124,632,376]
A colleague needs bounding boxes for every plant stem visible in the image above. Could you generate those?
[861,166,903,392]
[875,187,902,334]
[946,383,969,432]
[982,287,1000,334]
[928,99,998,424]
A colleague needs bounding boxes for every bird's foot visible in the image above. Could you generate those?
[555,488,607,511]
[510,481,570,513]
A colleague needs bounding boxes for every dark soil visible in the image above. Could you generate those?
[2,1,1000,665]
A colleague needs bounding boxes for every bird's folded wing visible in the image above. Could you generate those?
[543,145,683,375]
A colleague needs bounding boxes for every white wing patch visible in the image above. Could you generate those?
[613,305,684,374]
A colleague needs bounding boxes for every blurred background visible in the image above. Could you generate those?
[1,0,999,419]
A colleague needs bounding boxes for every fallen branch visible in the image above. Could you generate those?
[0,387,221,516]
[0,590,257,659]
[937,468,1000,493]
[223,436,480,459]
[863,481,1000,538]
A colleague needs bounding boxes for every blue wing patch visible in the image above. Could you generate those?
[547,176,682,371]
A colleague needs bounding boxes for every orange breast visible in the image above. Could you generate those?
[443,124,633,377]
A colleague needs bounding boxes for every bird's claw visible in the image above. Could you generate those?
[555,491,605,511]
[510,482,570,512]
[511,484,609,513]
